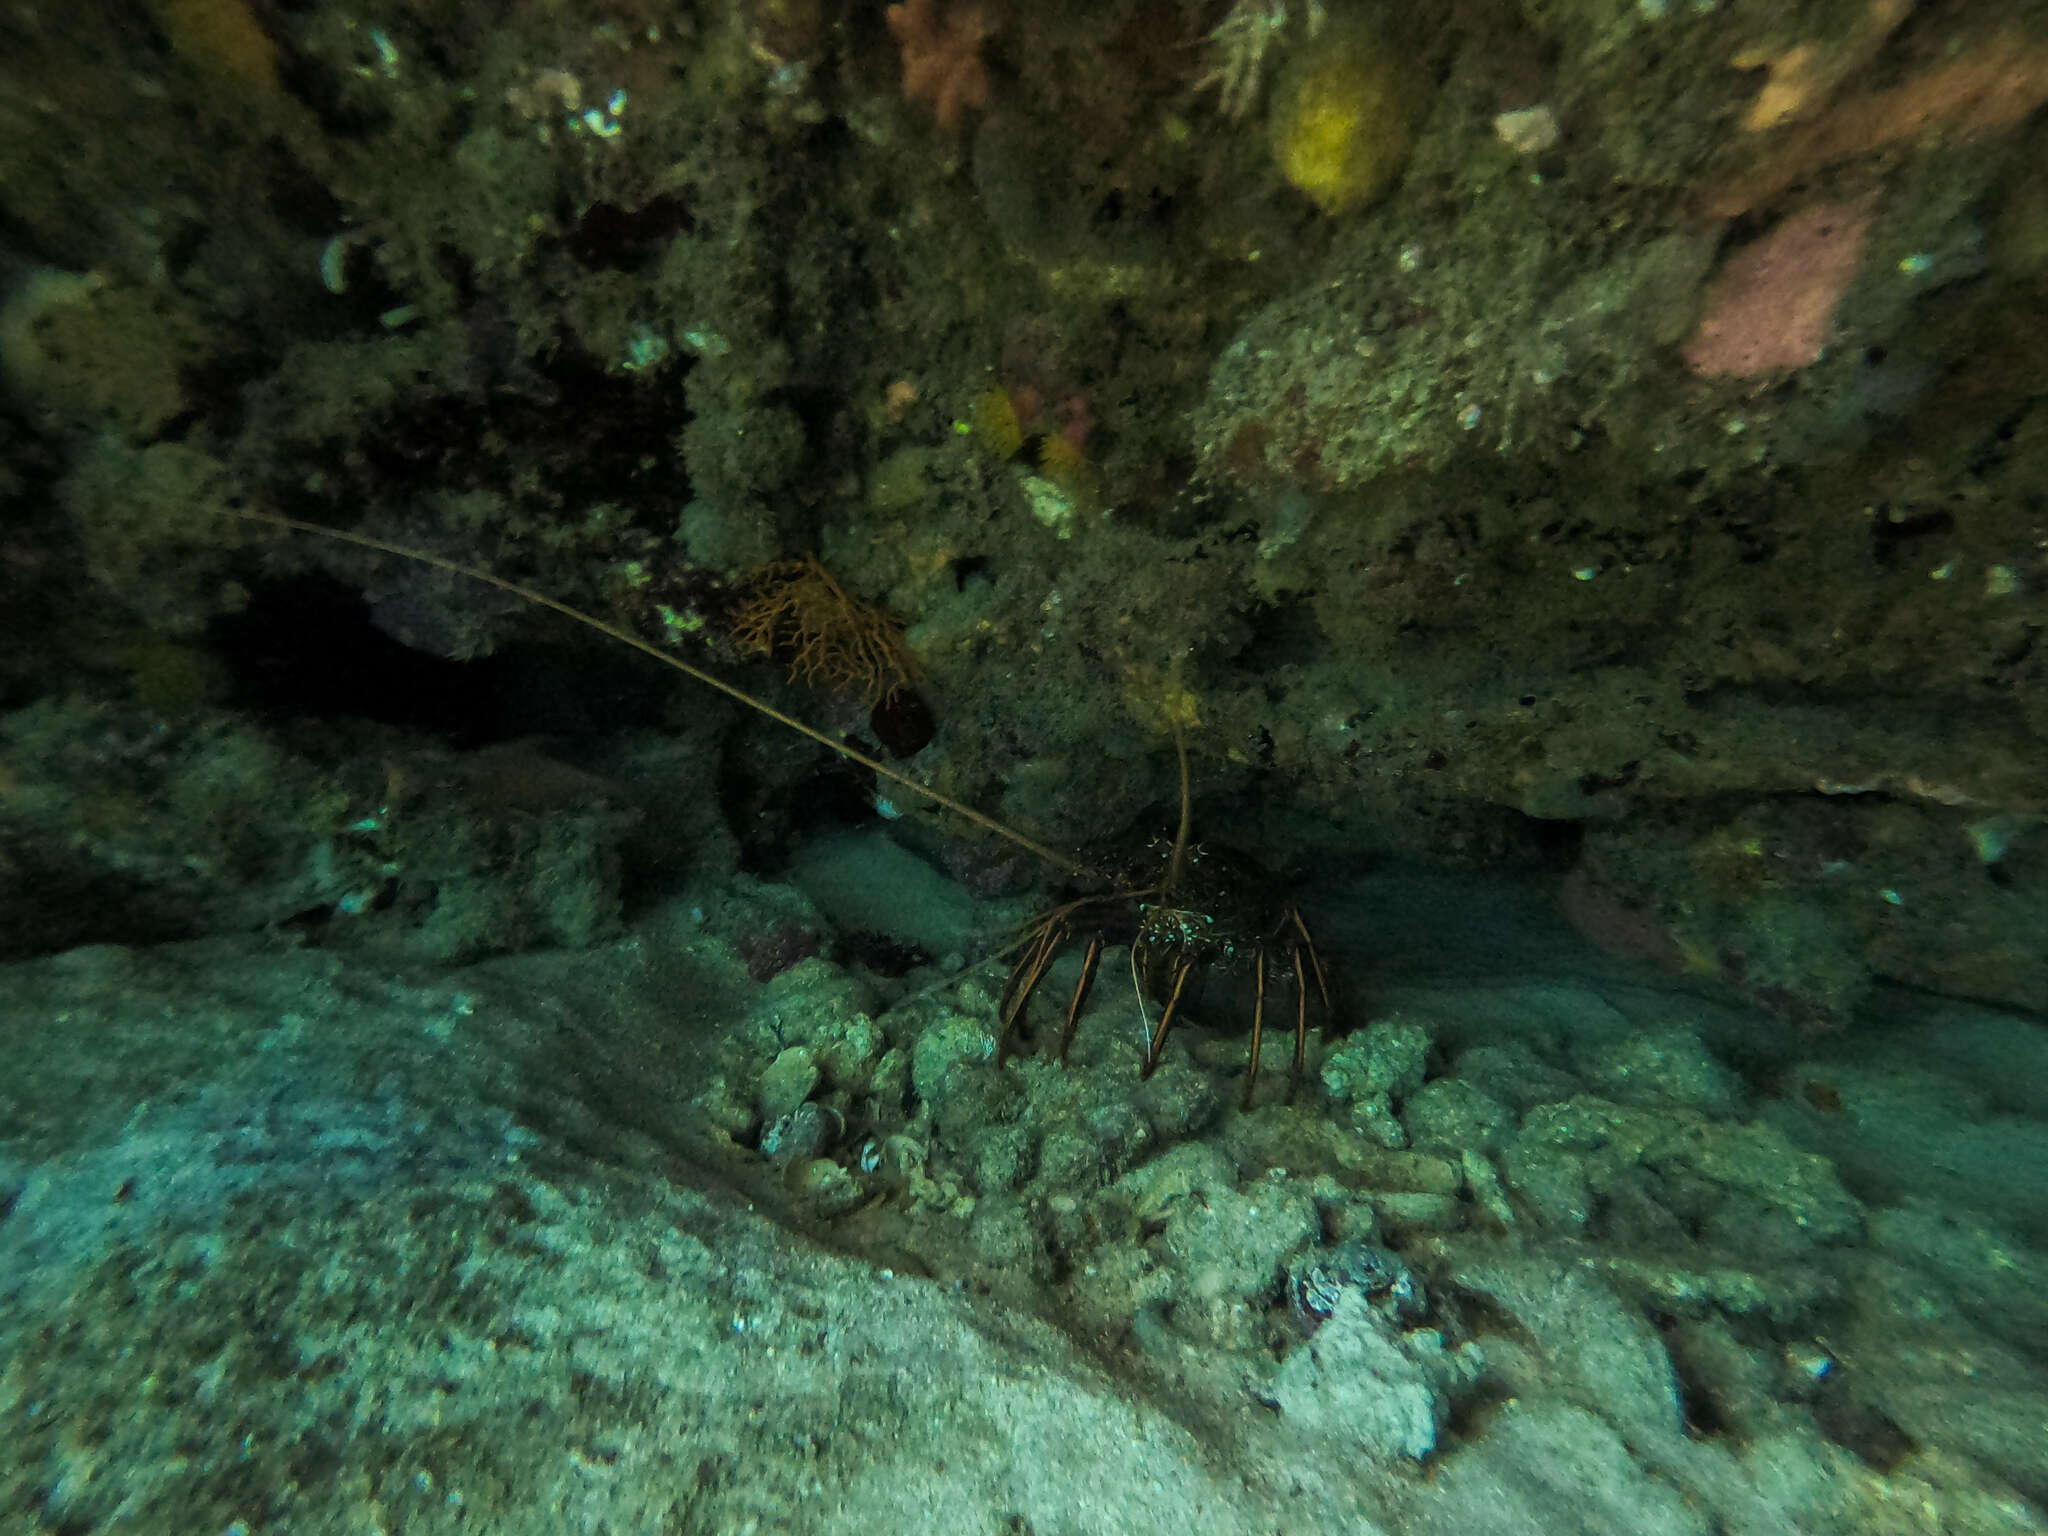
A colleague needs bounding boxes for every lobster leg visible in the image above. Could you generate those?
[998,917,1066,1060]
[1057,933,1104,1065]
[1291,907,1332,1012]
[1241,946,1268,1109]
[1141,957,1196,1079]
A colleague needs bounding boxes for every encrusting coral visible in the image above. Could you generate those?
[1682,202,1873,377]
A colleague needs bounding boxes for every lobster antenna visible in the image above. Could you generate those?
[1164,713,1193,899]
[1128,943,1154,1054]
[226,509,1094,880]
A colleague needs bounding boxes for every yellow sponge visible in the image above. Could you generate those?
[1269,29,1421,216]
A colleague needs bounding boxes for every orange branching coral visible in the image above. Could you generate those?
[885,0,991,131]
[730,556,916,705]
[1711,35,2048,216]
[1731,0,1911,135]
[147,0,281,96]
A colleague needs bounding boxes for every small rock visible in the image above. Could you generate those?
[1577,1029,1746,1117]
[816,1012,883,1088]
[790,1156,864,1215]
[689,1073,757,1141]
[967,1123,1035,1195]
[1493,104,1560,154]
[911,1012,997,1100]
[1405,1079,1514,1152]
[969,1198,1040,1267]
[760,1101,842,1162]
[1367,1191,1465,1228]
[1270,1292,1448,1461]
[759,1046,821,1123]
[1461,1147,1517,1227]
[910,1012,1002,1134]
[1038,1128,1101,1189]
[1322,1018,1432,1105]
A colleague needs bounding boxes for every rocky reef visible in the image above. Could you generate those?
[4,0,2048,1530]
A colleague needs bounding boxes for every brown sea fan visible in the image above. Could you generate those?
[729,556,916,706]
